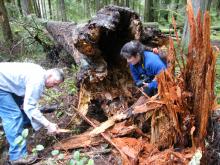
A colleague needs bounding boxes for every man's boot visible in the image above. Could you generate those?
[9,154,37,165]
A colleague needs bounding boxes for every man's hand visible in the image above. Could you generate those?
[152,48,159,54]
[46,122,59,135]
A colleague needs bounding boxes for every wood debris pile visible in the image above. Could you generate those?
[47,2,218,164]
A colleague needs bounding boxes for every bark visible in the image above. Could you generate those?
[43,0,47,19]
[60,0,67,21]
[21,0,34,15]
[33,0,41,18]
[153,0,159,22]
[217,0,220,16]
[17,0,23,16]
[95,0,100,11]
[181,0,212,48]
[125,0,129,7]
[56,0,59,20]
[48,0,52,19]
[0,0,13,44]
[144,0,154,22]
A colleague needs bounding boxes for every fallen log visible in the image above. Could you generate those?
[46,5,168,83]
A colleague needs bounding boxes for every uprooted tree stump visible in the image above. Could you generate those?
[47,4,219,165]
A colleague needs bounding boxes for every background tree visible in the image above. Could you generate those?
[0,0,13,44]
[216,0,220,16]
[181,0,213,48]
[60,0,67,21]
[144,0,153,22]
[48,0,52,19]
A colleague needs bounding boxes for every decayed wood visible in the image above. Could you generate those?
[46,5,168,83]
[89,113,129,136]
[184,3,217,147]
[71,105,133,165]
[49,2,218,164]
[53,131,103,150]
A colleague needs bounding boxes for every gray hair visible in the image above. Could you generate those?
[46,68,65,82]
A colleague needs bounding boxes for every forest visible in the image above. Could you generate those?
[0,0,220,165]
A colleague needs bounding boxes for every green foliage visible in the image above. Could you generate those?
[14,135,24,146]
[51,149,60,156]
[44,88,62,104]
[36,144,45,151]
[49,149,66,164]
[21,129,29,138]
[55,111,64,119]
[68,151,94,165]
[73,151,80,161]
[14,129,44,155]
[32,144,45,155]
[15,129,29,146]
[60,65,78,95]
[87,159,94,165]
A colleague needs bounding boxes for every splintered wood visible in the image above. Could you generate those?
[50,3,218,165]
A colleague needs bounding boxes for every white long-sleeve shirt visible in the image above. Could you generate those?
[0,62,50,131]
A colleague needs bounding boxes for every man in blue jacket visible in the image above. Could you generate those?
[0,62,64,165]
[120,41,167,96]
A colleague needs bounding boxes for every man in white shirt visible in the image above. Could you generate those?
[0,62,64,165]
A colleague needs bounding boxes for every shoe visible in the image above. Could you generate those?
[9,154,37,165]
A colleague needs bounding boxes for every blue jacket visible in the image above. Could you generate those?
[129,51,167,95]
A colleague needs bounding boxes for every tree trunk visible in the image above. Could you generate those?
[17,0,23,16]
[21,0,28,15]
[95,0,100,11]
[28,0,34,14]
[153,0,159,22]
[125,0,129,7]
[0,0,13,44]
[217,0,220,16]
[43,0,47,19]
[144,0,154,22]
[48,0,52,19]
[181,0,212,48]
[86,0,90,18]
[33,0,41,17]
[56,0,60,20]
[21,0,34,15]
[132,0,135,10]
[60,0,67,21]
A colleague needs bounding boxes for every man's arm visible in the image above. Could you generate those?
[23,80,51,131]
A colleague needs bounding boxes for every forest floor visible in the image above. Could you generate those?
[0,37,220,165]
